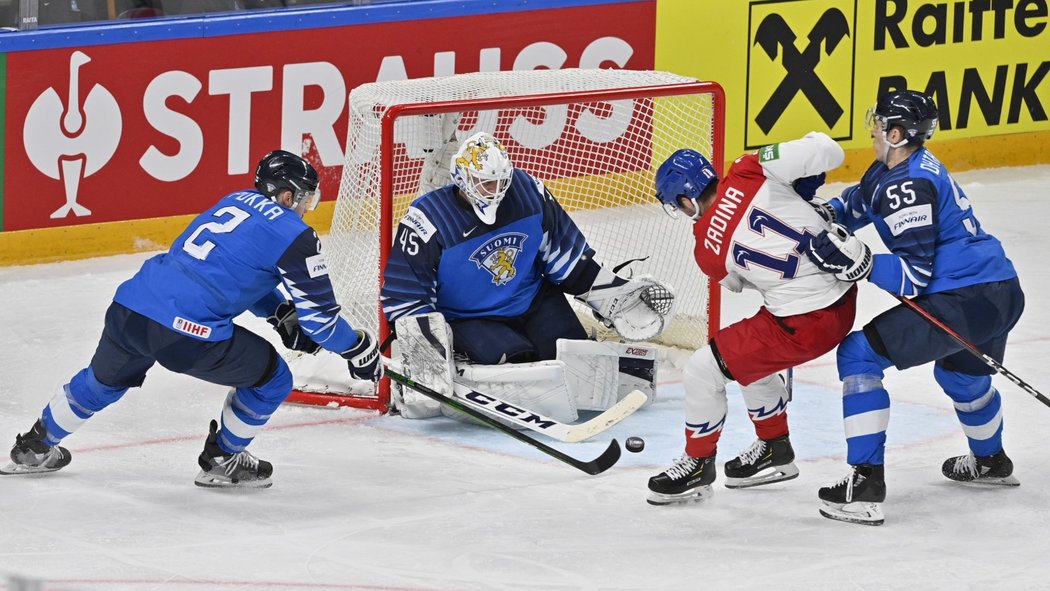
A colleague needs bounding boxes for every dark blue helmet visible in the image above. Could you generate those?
[867,90,938,145]
[255,150,321,211]
[654,149,718,219]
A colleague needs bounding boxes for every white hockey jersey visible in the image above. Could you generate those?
[692,132,850,317]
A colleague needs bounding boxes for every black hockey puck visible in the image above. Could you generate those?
[625,436,645,453]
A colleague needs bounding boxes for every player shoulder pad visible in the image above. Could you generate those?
[727,152,764,181]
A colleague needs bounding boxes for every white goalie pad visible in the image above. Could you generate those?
[557,339,657,411]
[450,360,578,427]
[392,312,455,419]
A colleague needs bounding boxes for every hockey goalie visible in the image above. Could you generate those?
[381,131,675,425]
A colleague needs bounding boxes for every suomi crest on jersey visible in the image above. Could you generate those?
[469,232,527,285]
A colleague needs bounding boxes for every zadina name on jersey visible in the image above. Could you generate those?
[692,133,851,317]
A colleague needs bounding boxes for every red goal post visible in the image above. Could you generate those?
[286,69,725,411]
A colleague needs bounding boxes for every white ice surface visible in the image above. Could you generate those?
[2,166,1050,590]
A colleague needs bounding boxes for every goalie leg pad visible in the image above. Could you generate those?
[556,339,657,411]
[447,360,578,427]
[393,313,454,419]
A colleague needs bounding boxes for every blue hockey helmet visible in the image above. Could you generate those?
[654,149,718,221]
[866,89,939,145]
[255,150,321,213]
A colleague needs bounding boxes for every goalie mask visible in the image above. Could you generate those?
[450,132,513,225]
[255,150,321,214]
[654,149,718,222]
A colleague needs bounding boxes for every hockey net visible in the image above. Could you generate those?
[287,69,725,411]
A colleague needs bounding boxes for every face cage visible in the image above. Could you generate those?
[466,172,511,208]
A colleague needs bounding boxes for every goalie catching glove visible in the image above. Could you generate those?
[341,329,383,382]
[267,301,320,354]
[806,224,872,282]
[578,266,676,341]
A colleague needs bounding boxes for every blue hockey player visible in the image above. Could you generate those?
[381,131,673,419]
[0,150,382,488]
[804,90,1025,525]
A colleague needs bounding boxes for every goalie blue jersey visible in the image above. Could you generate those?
[113,190,359,352]
[382,169,594,322]
[829,148,1016,296]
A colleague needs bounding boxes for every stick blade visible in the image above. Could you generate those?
[562,390,648,443]
[578,439,621,475]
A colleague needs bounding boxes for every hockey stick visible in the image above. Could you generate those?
[383,355,647,443]
[893,294,1050,408]
[450,381,648,443]
[383,362,622,475]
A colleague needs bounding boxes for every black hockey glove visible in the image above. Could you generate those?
[792,173,826,201]
[267,301,320,354]
[342,329,383,382]
[806,225,872,282]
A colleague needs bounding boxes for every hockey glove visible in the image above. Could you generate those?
[342,329,383,382]
[809,198,837,225]
[806,225,872,282]
[267,301,320,354]
[792,173,826,201]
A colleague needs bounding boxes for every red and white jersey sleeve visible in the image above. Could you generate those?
[692,132,850,317]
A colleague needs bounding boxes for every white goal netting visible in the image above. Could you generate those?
[293,69,724,409]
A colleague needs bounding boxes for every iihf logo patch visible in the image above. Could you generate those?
[469,232,526,285]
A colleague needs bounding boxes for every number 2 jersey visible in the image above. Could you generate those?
[827,147,1016,296]
[693,131,852,317]
[382,169,595,322]
[112,190,359,352]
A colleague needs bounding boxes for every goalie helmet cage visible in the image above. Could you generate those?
[286,69,725,411]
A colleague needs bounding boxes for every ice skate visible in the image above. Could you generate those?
[942,449,1019,487]
[0,420,72,475]
[194,420,273,489]
[818,464,886,526]
[723,434,799,489]
[647,454,716,506]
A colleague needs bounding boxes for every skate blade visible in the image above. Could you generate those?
[0,462,64,475]
[646,485,713,506]
[955,474,1021,487]
[194,471,272,489]
[819,501,884,526]
[724,463,800,489]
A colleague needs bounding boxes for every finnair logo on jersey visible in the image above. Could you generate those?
[885,204,933,236]
[305,253,328,278]
[173,317,212,339]
[402,206,437,243]
[470,232,527,286]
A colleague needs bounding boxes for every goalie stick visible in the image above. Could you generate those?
[383,355,648,442]
[894,294,1049,409]
[449,381,648,443]
[383,361,622,475]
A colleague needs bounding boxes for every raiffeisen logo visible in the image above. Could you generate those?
[23,51,122,219]
[745,1,857,148]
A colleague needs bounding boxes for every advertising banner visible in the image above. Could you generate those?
[2,1,655,232]
[659,0,1050,156]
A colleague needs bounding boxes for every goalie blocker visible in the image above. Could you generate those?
[392,313,657,426]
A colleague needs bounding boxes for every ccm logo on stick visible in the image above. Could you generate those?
[462,391,556,429]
